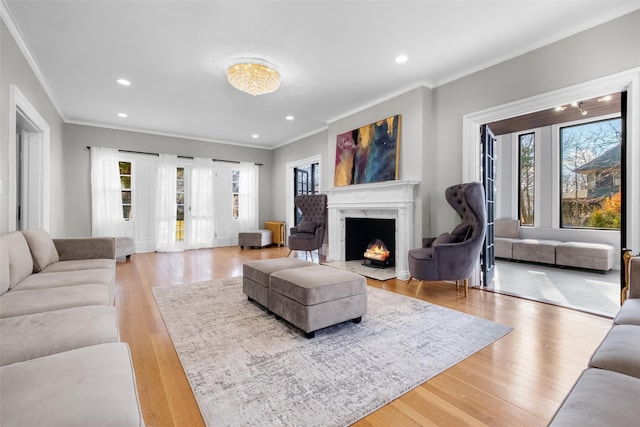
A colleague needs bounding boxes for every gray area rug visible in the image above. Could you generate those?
[322,259,396,281]
[152,277,512,427]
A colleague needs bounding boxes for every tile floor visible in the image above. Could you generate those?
[486,260,621,317]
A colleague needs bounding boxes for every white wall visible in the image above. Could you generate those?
[0,18,65,235]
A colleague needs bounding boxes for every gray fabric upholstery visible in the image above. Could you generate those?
[242,258,314,308]
[288,194,327,253]
[0,285,111,319]
[53,237,115,261]
[629,257,640,299]
[512,239,561,264]
[41,258,115,273]
[589,325,640,379]
[555,241,615,271]
[115,236,135,259]
[22,229,60,273]
[549,368,640,426]
[0,343,145,427]
[0,306,119,366]
[408,182,486,283]
[1,232,34,289]
[239,230,273,248]
[0,239,9,295]
[12,268,114,291]
[614,298,640,325]
[495,237,520,259]
[268,265,367,334]
[494,218,520,238]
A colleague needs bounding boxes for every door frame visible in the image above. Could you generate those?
[8,85,50,231]
[463,68,640,284]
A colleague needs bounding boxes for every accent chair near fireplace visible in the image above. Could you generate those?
[407,182,487,297]
[287,194,327,262]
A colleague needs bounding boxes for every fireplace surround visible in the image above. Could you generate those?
[322,180,419,280]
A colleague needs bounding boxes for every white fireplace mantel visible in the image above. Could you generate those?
[321,180,419,280]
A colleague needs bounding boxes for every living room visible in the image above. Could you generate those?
[1,2,640,426]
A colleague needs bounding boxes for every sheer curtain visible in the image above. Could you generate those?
[238,162,259,231]
[90,147,122,237]
[155,154,181,252]
[186,158,215,249]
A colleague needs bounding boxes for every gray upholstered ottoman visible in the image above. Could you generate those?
[242,258,314,308]
[239,230,273,249]
[115,236,134,261]
[555,241,615,271]
[512,239,562,264]
[269,265,367,338]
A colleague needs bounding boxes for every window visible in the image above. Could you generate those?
[293,162,319,225]
[518,133,535,226]
[119,161,132,220]
[176,167,185,241]
[232,169,240,219]
[560,117,621,229]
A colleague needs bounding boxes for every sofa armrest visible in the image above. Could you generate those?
[629,257,640,299]
[53,237,115,261]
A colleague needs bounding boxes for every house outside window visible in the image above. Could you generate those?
[518,133,535,226]
[232,169,240,219]
[119,161,132,220]
[560,117,621,229]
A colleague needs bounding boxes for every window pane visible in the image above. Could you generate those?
[177,167,184,179]
[232,181,239,193]
[120,176,131,189]
[176,193,184,204]
[176,205,185,220]
[560,118,621,229]
[119,161,131,175]
[232,194,239,219]
[122,205,132,220]
[121,190,132,204]
[518,133,535,226]
[177,180,184,193]
[119,161,133,220]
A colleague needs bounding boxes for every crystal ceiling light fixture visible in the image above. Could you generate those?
[226,58,280,96]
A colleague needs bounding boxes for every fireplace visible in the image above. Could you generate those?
[345,218,395,268]
[322,180,419,280]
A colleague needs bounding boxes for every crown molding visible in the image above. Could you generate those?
[0,1,66,120]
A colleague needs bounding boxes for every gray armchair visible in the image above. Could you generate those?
[408,182,486,297]
[287,194,327,262]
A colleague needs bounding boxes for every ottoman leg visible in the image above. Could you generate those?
[352,316,362,324]
[305,331,316,339]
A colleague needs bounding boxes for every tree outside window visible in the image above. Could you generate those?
[560,118,621,229]
[232,169,240,219]
[119,161,132,220]
[518,133,535,226]
[176,167,185,241]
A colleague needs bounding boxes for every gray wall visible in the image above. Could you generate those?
[63,124,273,237]
[0,19,65,235]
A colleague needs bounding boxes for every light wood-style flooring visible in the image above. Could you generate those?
[116,246,613,426]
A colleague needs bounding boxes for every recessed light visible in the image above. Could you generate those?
[251,134,259,138]
[117,78,131,86]
[395,55,408,64]
[598,95,613,102]
[285,115,294,121]
[117,112,128,118]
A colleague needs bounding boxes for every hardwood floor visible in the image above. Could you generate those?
[116,247,612,426]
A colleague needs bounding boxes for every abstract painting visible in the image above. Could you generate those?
[334,114,401,186]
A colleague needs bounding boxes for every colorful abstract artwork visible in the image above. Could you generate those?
[334,114,401,186]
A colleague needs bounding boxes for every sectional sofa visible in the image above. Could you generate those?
[0,229,144,426]
[494,218,615,272]
[550,255,640,425]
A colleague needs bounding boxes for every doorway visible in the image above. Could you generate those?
[285,155,322,240]
[9,85,50,231]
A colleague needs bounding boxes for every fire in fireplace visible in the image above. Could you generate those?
[363,238,392,268]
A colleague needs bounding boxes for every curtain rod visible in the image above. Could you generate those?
[86,146,263,166]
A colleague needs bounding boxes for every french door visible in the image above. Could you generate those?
[481,124,496,286]
[293,163,319,226]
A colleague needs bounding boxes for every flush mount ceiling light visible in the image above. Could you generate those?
[226,59,280,96]
[554,101,588,116]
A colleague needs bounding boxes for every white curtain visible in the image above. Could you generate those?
[90,147,122,237]
[238,162,259,231]
[155,154,182,252]
[186,158,215,249]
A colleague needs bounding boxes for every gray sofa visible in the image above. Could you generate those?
[549,256,640,425]
[0,229,144,426]
[494,218,615,272]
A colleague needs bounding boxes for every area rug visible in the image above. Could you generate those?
[152,277,512,427]
[322,259,396,280]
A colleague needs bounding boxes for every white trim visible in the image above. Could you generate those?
[9,85,51,231]
[285,154,322,245]
[0,2,65,120]
[464,67,640,263]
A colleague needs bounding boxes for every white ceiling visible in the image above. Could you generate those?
[4,1,640,149]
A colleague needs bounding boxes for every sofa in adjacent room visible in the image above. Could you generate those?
[0,229,145,426]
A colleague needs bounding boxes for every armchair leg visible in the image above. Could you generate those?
[456,280,460,291]
[287,249,293,257]
[463,278,468,298]
[414,280,424,298]
[308,251,314,262]
[407,276,413,284]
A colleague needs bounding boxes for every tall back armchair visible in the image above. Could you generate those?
[408,182,486,297]
[287,194,327,262]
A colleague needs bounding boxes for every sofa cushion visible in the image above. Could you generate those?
[297,221,317,234]
[494,218,520,238]
[0,239,9,295]
[22,229,60,273]
[12,268,114,292]
[589,324,640,379]
[549,368,640,426]
[0,343,144,427]
[433,232,452,245]
[0,306,119,366]
[0,232,33,289]
[0,285,111,319]
[41,258,115,273]
[614,298,640,326]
